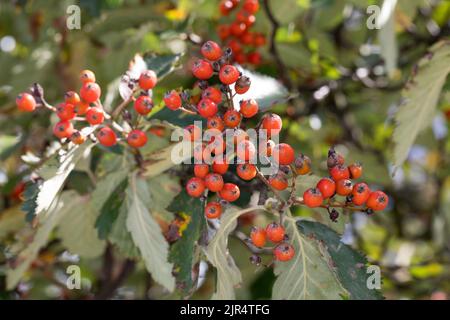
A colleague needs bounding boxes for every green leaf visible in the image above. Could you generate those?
[295,174,322,198]
[0,135,22,161]
[377,0,399,78]
[109,201,141,258]
[21,182,40,223]
[6,191,81,290]
[169,191,204,293]
[272,214,347,300]
[126,172,175,292]
[393,41,450,167]
[205,206,264,300]
[143,53,182,79]
[297,220,384,300]
[151,107,204,128]
[0,206,26,241]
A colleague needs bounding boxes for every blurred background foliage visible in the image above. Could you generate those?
[0,0,449,300]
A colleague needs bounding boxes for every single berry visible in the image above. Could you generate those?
[316,178,336,199]
[97,127,117,147]
[194,164,209,178]
[201,41,223,61]
[335,179,353,196]
[86,107,105,125]
[134,95,153,115]
[239,99,258,118]
[293,154,311,175]
[186,177,206,198]
[127,129,148,148]
[219,183,240,202]
[219,65,240,85]
[164,90,182,110]
[274,243,295,262]
[366,191,389,211]
[243,0,260,14]
[217,24,231,40]
[219,0,234,15]
[70,131,86,145]
[193,143,207,162]
[139,70,157,90]
[64,91,81,105]
[56,103,76,121]
[202,87,222,104]
[254,33,266,46]
[236,140,256,162]
[53,121,74,139]
[236,163,257,180]
[192,59,214,80]
[272,143,295,165]
[250,227,266,247]
[303,188,324,208]
[204,173,224,192]
[224,109,242,128]
[235,76,251,95]
[212,159,229,174]
[352,182,371,206]
[207,115,225,131]
[268,172,289,191]
[228,39,242,54]
[16,93,36,112]
[327,147,345,169]
[75,101,90,115]
[205,202,222,219]
[184,124,202,142]
[261,113,282,137]
[247,52,262,66]
[236,10,256,26]
[197,98,218,118]
[266,222,285,243]
[230,22,247,37]
[80,69,96,83]
[80,82,101,103]
[330,165,350,181]
[348,163,363,179]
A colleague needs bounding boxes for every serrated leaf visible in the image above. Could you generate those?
[151,107,204,128]
[0,206,26,240]
[6,191,80,290]
[393,41,450,168]
[142,141,192,178]
[169,191,204,293]
[109,201,141,258]
[205,206,264,300]
[57,195,106,259]
[377,0,398,78]
[126,172,175,292]
[0,135,22,161]
[143,53,182,79]
[272,214,347,300]
[21,182,40,223]
[297,220,383,300]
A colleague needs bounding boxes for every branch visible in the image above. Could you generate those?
[95,259,135,300]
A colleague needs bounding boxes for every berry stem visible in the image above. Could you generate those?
[255,167,286,206]
[293,198,365,212]
[111,88,138,120]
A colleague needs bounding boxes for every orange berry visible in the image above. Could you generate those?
[219,183,240,202]
[268,172,289,191]
[239,99,258,118]
[329,165,350,182]
[134,95,153,115]
[64,91,81,105]
[139,70,157,90]
[205,201,222,219]
[86,107,105,125]
[186,177,206,198]
[16,93,36,112]
[261,113,282,137]
[127,129,148,148]
[53,121,74,139]
[352,182,371,206]
[201,41,223,61]
[293,154,311,175]
[204,173,224,192]
[164,90,182,110]
[236,163,257,180]
[272,143,295,165]
[207,115,225,131]
[274,243,295,262]
[348,163,363,179]
[79,69,96,83]
[212,159,229,175]
[97,127,117,147]
[56,103,76,121]
[366,191,389,211]
[194,164,209,178]
[80,82,101,103]
[266,222,285,243]
[335,179,353,196]
[303,188,323,208]
[250,227,266,247]
[236,140,256,162]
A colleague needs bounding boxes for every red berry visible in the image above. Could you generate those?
[139,70,157,90]
[348,163,363,179]
[70,131,86,145]
[134,95,153,115]
[236,163,257,180]
[186,177,206,198]
[254,33,266,46]
[75,101,90,115]
[56,103,76,121]
[163,90,182,110]
[274,243,295,262]
[243,0,260,14]
[204,173,224,192]
[272,143,295,165]
[293,154,311,175]
[235,53,247,65]
[97,127,117,147]
[207,115,225,131]
[194,164,209,178]
[352,183,371,206]
[366,191,389,211]
[261,113,282,137]
[217,24,231,40]
[268,172,289,191]
[197,98,218,118]
[240,32,254,45]
[235,76,251,95]
[16,93,36,112]
[184,124,202,142]
[80,69,96,83]
[266,222,285,243]
[303,188,323,208]
[205,202,222,219]
[86,107,105,125]
[236,140,256,162]
[201,40,223,61]
[202,87,222,104]
[193,143,207,162]
[219,0,234,15]
[127,129,148,148]
[219,65,240,85]
[53,121,74,139]
[64,91,81,105]
[335,179,353,196]
[212,159,229,174]
[230,22,247,37]
[330,165,350,181]
[239,99,258,118]
[250,227,266,247]
[236,10,256,26]
[219,183,240,202]
[316,178,336,199]
[228,39,243,54]
[247,52,262,66]
[192,59,214,80]
[223,109,242,128]
[80,82,101,103]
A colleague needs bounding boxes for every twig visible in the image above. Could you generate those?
[95,259,135,300]
[255,167,285,206]
[232,230,273,255]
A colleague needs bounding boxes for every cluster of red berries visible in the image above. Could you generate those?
[217,0,265,66]
[15,69,164,149]
[303,148,389,218]
[250,222,295,262]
